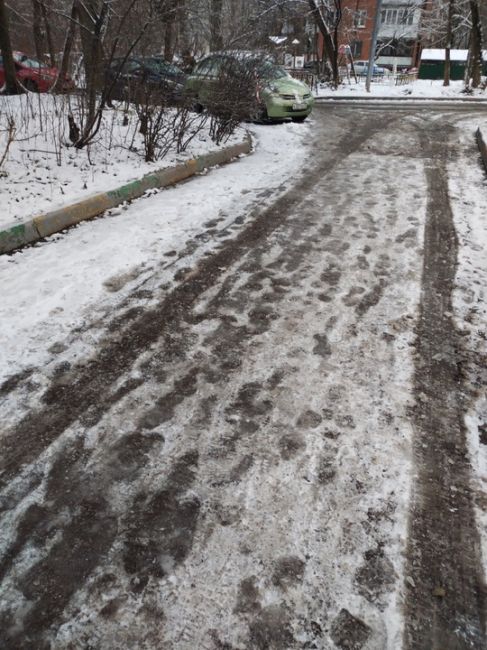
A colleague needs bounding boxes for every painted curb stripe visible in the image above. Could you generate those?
[0,137,252,255]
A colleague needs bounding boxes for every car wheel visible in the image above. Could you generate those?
[292,116,308,123]
[23,79,38,93]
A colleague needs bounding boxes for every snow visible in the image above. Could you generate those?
[448,117,487,578]
[0,120,310,385]
[315,78,487,100]
[0,109,423,648]
[421,48,487,62]
[0,93,244,229]
[1,103,485,648]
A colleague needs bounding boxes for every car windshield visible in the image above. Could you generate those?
[255,62,290,80]
[145,59,182,76]
[14,54,43,69]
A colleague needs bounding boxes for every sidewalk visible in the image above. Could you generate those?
[0,135,252,255]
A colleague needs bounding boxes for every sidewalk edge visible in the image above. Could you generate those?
[476,127,487,173]
[0,134,252,255]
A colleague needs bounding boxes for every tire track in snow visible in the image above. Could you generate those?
[404,122,486,649]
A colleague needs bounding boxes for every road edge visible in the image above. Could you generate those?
[314,95,487,103]
[0,134,253,255]
[476,127,487,173]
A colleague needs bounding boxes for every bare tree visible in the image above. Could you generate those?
[53,0,78,91]
[444,0,454,84]
[0,0,21,94]
[466,0,482,87]
[308,0,340,86]
[210,0,224,51]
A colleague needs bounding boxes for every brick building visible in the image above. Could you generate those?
[309,0,423,69]
[376,0,423,68]
[337,0,378,61]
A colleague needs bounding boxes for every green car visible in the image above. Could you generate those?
[185,51,314,123]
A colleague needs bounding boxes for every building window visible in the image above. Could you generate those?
[354,9,367,28]
[350,40,363,58]
[381,7,416,26]
[377,38,415,57]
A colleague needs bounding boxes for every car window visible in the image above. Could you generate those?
[193,57,220,77]
[123,60,142,73]
[16,56,43,69]
[146,59,182,76]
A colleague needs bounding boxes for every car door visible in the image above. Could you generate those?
[187,56,221,103]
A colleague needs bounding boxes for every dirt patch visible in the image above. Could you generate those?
[297,410,323,429]
[234,576,261,614]
[354,546,395,606]
[122,451,200,580]
[271,556,305,588]
[313,333,332,357]
[248,605,295,650]
[330,609,371,650]
[278,433,306,460]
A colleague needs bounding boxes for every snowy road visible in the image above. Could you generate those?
[1,105,486,649]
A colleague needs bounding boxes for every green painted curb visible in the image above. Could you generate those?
[0,221,40,251]
[0,134,252,255]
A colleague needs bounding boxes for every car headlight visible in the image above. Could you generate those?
[267,84,280,95]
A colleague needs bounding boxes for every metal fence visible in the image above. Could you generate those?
[287,67,418,89]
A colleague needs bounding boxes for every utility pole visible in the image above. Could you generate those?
[366,0,383,93]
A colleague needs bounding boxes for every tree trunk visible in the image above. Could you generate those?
[76,0,107,145]
[308,0,339,87]
[210,0,224,51]
[443,0,453,86]
[164,18,175,61]
[0,0,21,94]
[32,0,45,63]
[53,0,78,91]
[40,1,56,67]
[178,0,191,57]
[469,0,482,88]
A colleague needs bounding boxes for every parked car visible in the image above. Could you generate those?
[0,52,74,92]
[106,57,186,103]
[185,51,314,122]
[352,61,387,77]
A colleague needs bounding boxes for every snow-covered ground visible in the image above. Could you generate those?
[0,120,310,383]
[0,94,244,228]
[0,108,419,648]
[449,116,487,578]
[1,104,486,648]
[315,78,487,100]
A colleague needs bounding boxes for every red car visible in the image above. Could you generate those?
[0,51,74,93]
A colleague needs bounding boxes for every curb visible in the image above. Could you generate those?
[315,95,487,103]
[0,135,252,255]
[476,127,487,173]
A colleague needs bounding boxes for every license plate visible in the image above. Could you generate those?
[292,102,307,110]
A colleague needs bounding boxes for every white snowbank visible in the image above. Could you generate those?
[315,78,487,100]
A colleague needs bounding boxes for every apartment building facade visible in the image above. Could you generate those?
[376,0,423,68]
[308,0,423,69]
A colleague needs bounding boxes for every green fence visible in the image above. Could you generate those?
[419,60,487,80]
